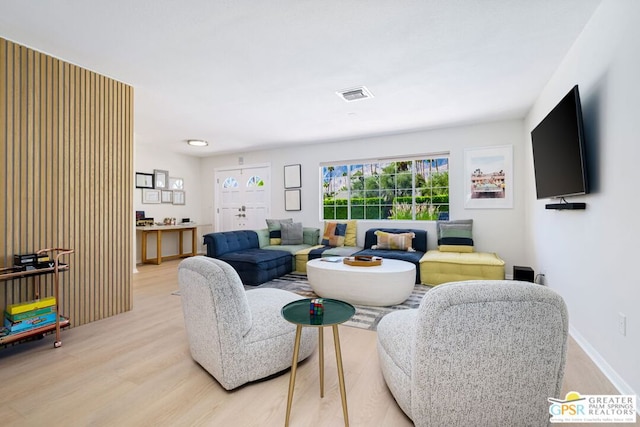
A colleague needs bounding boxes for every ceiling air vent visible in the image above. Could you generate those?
[337,86,374,102]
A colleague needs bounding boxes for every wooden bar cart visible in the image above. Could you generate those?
[0,248,74,348]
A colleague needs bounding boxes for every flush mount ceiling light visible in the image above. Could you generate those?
[336,86,374,102]
[187,139,208,147]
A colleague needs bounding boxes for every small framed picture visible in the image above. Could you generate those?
[284,164,301,189]
[135,172,154,189]
[168,177,184,190]
[173,190,186,205]
[285,189,301,211]
[142,189,161,204]
[154,169,169,189]
[161,190,173,203]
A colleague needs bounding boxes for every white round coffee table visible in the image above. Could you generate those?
[306,258,416,306]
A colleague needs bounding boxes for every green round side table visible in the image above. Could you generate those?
[281,298,355,427]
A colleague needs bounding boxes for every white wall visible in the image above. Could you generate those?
[134,143,210,262]
[524,0,639,401]
[199,119,527,275]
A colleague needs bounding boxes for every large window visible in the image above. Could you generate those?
[322,155,449,221]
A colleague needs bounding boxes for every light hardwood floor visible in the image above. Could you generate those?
[0,260,631,426]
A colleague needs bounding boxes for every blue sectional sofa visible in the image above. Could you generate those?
[353,228,428,284]
[203,227,325,285]
[203,230,293,286]
[203,226,427,286]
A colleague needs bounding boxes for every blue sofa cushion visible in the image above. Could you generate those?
[218,248,292,286]
[203,230,259,257]
[219,248,290,265]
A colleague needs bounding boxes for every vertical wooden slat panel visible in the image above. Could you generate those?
[0,39,6,270]
[19,47,27,275]
[67,64,74,314]
[45,56,57,300]
[115,82,120,314]
[9,44,21,300]
[97,74,104,319]
[54,58,62,293]
[82,67,90,323]
[34,52,40,256]
[15,44,25,300]
[26,48,34,256]
[123,84,132,311]
[89,69,101,320]
[38,52,49,299]
[4,40,14,274]
[1,39,8,272]
[1,39,8,284]
[106,76,111,314]
[0,37,133,334]
[78,67,86,325]
[99,72,104,315]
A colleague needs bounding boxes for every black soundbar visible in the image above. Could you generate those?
[545,203,586,210]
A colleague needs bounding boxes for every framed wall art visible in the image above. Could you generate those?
[285,189,301,211]
[173,190,186,205]
[284,164,301,188]
[154,169,169,189]
[169,177,184,190]
[464,145,513,209]
[142,189,161,204]
[161,190,173,203]
[135,172,154,189]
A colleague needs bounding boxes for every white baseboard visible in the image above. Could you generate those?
[569,325,639,414]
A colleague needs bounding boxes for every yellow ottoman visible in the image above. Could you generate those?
[419,250,505,286]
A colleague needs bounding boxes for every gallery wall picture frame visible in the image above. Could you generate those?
[285,189,301,211]
[464,145,513,209]
[173,190,186,205]
[161,190,173,203]
[168,177,184,190]
[135,172,154,189]
[142,189,161,204]
[154,169,169,189]
[284,164,301,188]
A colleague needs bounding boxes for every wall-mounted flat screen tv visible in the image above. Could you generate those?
[531,85,589,199]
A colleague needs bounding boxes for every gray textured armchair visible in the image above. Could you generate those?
[377,280,568,426]
[178,256,316,390]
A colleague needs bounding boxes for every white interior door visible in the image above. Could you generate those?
[216,166,270,231]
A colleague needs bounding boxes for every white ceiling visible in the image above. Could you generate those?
[0,0,602,157]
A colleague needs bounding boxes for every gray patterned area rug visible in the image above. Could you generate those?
[247,273,431,331]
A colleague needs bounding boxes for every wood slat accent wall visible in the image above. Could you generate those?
[1,37,134,328]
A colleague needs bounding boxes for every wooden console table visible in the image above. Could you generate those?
[138,224,197,265]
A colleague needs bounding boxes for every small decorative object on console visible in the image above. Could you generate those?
[136,218,154,226]
[309,298,324,316]
[310,298,324,325]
